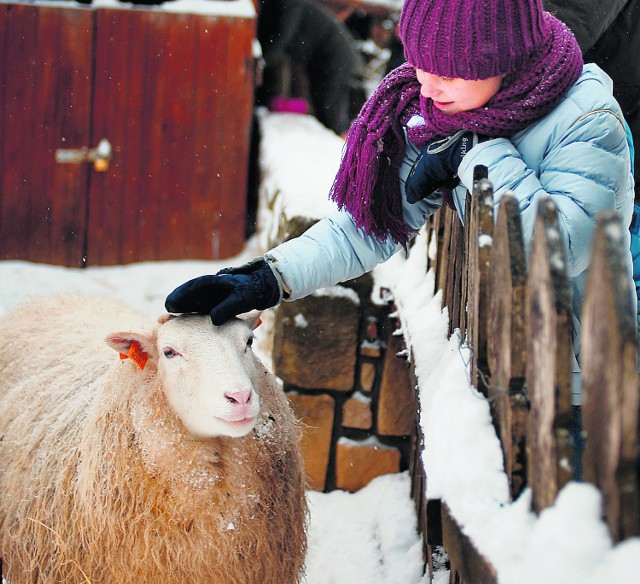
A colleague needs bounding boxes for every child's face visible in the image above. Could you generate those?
[416,69,504,114]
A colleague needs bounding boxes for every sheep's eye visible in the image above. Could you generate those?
[246,336,254,349]
[162,347,181,359]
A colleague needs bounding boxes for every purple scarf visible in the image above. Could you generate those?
[330,14,584,245]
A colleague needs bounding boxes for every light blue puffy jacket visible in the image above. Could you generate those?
[266,64,635,402]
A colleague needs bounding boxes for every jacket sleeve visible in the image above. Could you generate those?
[458,108,632,278]
[265,138,439,300]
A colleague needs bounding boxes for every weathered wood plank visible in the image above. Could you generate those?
[426,211,441,275]
[191,14,230,260]
[459,192,473,337]
[442,502,497,584]
[487,194,529,499]
[467,175,493,393]
[436,205,453,301]
[445,212,465,335]
[526,198,573,513]
[581,212,639,541]
[89,8,133,265]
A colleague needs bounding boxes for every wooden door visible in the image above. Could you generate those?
[0,4,94,267]
[0,3,255,267]
[88,8,255,265]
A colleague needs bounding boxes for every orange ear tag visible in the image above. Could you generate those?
[119,341,148,370]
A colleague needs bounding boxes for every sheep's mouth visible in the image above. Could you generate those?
[217,416,257,425]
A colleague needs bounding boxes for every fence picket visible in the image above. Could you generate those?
[525,198,573,513]
[487,194,529,500]
[442,503,497,584]
[436,205,453,298]
[581,211,640,541]
[467,177,494,392]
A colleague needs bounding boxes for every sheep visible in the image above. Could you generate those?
[0,296,307,584]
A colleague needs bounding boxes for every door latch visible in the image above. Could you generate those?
[55,138,112,172]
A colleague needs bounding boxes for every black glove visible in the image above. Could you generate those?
[164,258,282,326]
[405,131,481,204]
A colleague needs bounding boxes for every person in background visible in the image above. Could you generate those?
[167,0,635,476]
[256,0,363,135]
[347,13,398,116]
[544,0,639,198]
[543,0,640,331]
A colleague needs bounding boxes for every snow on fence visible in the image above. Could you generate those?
[409,166,640,582]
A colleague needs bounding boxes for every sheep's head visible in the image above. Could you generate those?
[105,312,263,439]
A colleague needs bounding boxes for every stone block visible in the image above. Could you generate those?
[377,333,416,436]
[365,317,379,341]
[274,287,360,391]
[342,392,372,430]
[333,269,371,299]
[279,215,318,244]
[335,437,401,492]
[359,362,376,393]
[287,392,335,491]
[360,340,381,358]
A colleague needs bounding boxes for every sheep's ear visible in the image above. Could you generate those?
[105,332,156,371]
[238,310,263,330]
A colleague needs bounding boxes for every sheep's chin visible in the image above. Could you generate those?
[187,417,258,439]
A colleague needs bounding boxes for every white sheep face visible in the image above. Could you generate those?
[106,313,263,439]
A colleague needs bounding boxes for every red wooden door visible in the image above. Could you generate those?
[88,8,255,265]
[0,3,255,267]
[0,4,94,267]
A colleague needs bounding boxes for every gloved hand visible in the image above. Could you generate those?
[165,258,282,326]
[405,130,482,204]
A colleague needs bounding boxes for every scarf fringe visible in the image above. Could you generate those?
[330,64,421,245]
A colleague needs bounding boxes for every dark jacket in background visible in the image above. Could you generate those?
[545,0,640,197]
[257,0,362,134]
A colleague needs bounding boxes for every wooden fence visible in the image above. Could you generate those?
[408,167,640,582]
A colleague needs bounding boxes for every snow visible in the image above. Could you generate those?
[305,472,425,584]
[6,0,257,18]
[2,109,640,583]
[313,285,361,303]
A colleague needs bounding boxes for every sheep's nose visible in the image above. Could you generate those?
[224,389,252,405]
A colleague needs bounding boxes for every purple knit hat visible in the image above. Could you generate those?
[399,0,549,80]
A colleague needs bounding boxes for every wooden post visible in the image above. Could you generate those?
[442,503,497,584]
[487,194,529,499]
[581,212,640,541]
[459,192,473,338]
[436,205,454,303]
[526,199,573,513]
[428,210,442,280]
[467,175,494,393]
[445,212,466,335]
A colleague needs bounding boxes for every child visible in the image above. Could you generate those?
[166,0,635,412]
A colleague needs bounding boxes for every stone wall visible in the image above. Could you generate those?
[274,273,416,492]
[256,111,417,492]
